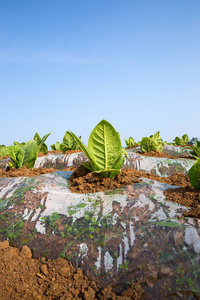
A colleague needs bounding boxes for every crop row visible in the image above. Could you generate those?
[0,120,200,188]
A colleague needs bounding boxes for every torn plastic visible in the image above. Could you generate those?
[0,170,200,298]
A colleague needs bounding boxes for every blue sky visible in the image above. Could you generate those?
[0,0,200,147]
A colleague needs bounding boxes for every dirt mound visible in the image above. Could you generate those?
[69,165,190,194]
[69,165,142,193]
[0,241,143,300]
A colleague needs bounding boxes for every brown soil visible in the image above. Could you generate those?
[0,240,143,300]
[0,166,75,178]
[69,165,200,219]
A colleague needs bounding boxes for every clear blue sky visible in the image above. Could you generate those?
[0,0,200,147]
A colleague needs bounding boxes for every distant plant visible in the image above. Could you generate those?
[70,119,127,178]
[174,134,189,146]
[124,137,136,148]
[34,132,51,154]
[50,132,81,152]
[7,133,50,169]
[60,131,81,152]
[0,145,8,158]
[140,131,163,153]
[50,142,61,151]
[188,159,200,188]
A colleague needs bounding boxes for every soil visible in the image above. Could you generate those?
[0,166,75,178]
[0,240,143,300]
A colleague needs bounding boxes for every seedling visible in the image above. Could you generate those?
[70,119,127,178]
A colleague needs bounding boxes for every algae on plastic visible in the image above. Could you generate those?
[0,171,200,298]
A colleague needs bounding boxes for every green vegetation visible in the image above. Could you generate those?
[7,132,50,168]
[188,159,200,188]
[50,131,81,152]
[34,132,51,154]
[140,131,163,153]
[174,134,189,146]
[0,145,8,157]
[50,141,61,151]
[124,137,136,148]
[70,119,127,178]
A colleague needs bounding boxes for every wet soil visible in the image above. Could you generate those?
[0,241,143,300]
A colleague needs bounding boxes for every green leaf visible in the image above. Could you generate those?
[174,137,182,146]
[77,203,87,208]
[34,132,50,154]
[140,132,163,153]
[70,120,125,177]
[69,132,98,172]
[124,137,135,148]
[17,140,38,169]
[68,210,76,216]
[188,159,200,188]
[7,145,21,167]
[62,131,76,150]
[88,120,123,172]
[182,134,189,144]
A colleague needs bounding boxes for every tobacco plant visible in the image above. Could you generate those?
[50,132,81,152]
[7,133,50,169]
[50,142,61,151]
[0,145,8,158]
[34,132,51,154]
[70,119,127,178]
[124,137,136,148]
[174,134,189,146]
[60,131,81,152]
[140,131,163,153]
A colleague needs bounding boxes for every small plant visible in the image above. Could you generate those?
[140,131,163,153]
[7,133,50,169]
[50,132,81,152]
[0,145,8,158]
[50,142,61,151]
[60,131,81,152]
[124,137,136,148]
[188,159,200,188]
[174,134,189,146]
[34,132,51,154]
[70,119,127,178]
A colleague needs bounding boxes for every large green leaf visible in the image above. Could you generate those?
[62,131,76,150]
[188,159,200,188]
[70,120,125,177]
[17,140,38,169]
[88,120,123,172]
